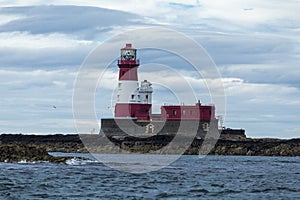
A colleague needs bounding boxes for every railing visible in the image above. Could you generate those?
[118,60,140,65]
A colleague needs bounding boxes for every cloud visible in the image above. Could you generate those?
[221,77,300,138]
[169,2,196,9]
[194,31,299,65]
[0,13,25,26]
[219,63,300,88]
[0,68,77,133]
[0,5,155,69]
[2,1,300,34]
[0,31,93,48]
[0,5,148,39]
[0,31,96,69]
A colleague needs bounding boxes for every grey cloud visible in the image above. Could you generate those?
[196,33,296,65]
[0,42,96,69]
[0,5,147,39]
[219,63,300,89]
[0,5,153,69]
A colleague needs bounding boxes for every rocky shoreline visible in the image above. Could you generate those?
[0,134,299,163]
[0,144,71,163]
[0,134,84,163]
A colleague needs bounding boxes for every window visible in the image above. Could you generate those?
[190,110,194,116]
[131,95,134,99]
[118,83,122,88]
[145,95,148,99]
[122,71,125,76]
[173,110,177,115]
[182,110,186,116]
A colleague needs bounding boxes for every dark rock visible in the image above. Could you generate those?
[0,144,70,163]
[0,134,299,156]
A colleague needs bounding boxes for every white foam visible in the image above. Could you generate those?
[65,157,98,165]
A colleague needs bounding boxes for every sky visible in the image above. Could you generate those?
[0,0,299,138]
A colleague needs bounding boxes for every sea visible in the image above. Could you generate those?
[0,154,299,199]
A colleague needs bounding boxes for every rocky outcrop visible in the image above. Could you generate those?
[0,134,87,153]
[189,138,300,156]
[0,144,70,163]
[106,137,300,156]
[0,134,299,157]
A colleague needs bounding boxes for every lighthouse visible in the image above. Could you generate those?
[115,43,153,120]
[100,43,246,140]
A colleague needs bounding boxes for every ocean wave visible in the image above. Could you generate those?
[16,160,50,164]
[65,157,98,165]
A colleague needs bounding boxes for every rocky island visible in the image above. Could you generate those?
[0,144,71,163]
[0,134,299,163]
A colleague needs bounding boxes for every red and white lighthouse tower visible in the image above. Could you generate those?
[115,43,153,120]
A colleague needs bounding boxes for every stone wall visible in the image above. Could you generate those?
[101,118,223,138]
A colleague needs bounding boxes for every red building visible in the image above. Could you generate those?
[160,102,215,121]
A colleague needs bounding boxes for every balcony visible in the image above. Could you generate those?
[118,59,140,65]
